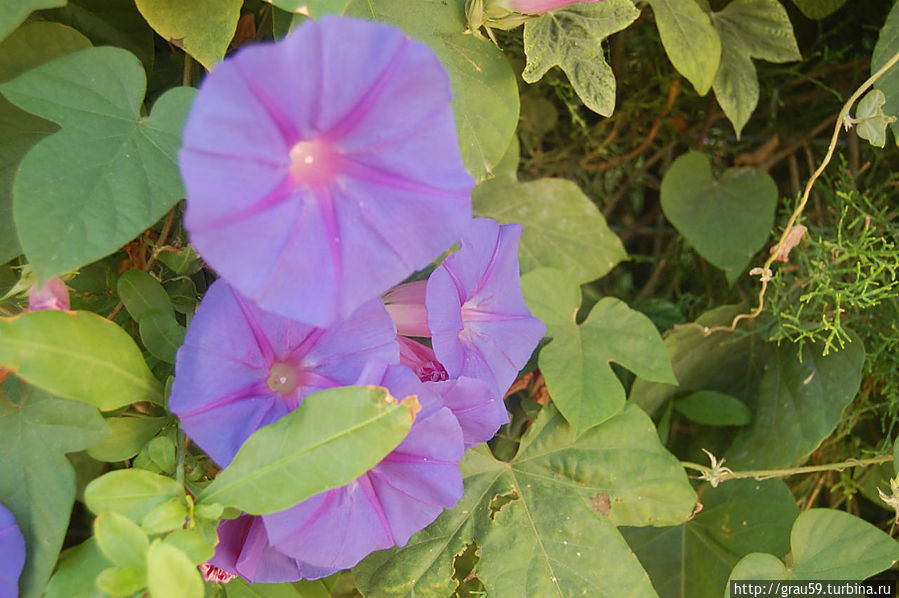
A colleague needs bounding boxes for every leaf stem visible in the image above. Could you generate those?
[681,454,892,485]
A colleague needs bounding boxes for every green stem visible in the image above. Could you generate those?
[182,54,194,88]
[175,426,187,486]
[682,455,892,484]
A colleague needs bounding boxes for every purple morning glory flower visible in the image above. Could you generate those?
[261,361,464,572]
[169,279,399,468]
[0,503,25,598]
[180,16,474,327]
[426,217,546,399]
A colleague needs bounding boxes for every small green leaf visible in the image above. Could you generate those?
[711,39,758,139]
[156,246,200,275]
[84,469,184,523]
[163,529,215,564]
[356,403,696,597]
[0,0,66,43]
[94,512,150,569]
[146,541,203,598]
[791,0,847,19]
[522,0,639,116]
[522,268,675,435]
[855,89,896,148]
[0,310,162,409]
[660,151,778,284]
[0,46,196,280]
[193,502,224,521]
[198,386,417,514]
[473,178,627,284]
[141,499,188,534]
[44,538,111,598]
[96,566,146,597]
[225,577,307,597]
[726,334,865,469]
[139,309,185,364]
[0,21,91,263]
[134,0,242,69]
[86,416,168,462]
[0,377,108,598]
[727,509,899,588]
[623,479,798,598]
[147,436,176,473]
[872,1,899,144]
[117,270,173,322]
[647,0,721,95]
[674,390,752,426]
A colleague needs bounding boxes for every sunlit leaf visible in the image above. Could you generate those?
[44,538,111,598]
[355,403,696,597]
[0,310,162,409]
[0,0,66,43]
[855,88,895,148]
[94,512,149,570]
[646,0,721,95]
[86,416,168,462]
[473,178,627,284]
[522,0,639,116]
[146,541,203,598]
[84,469,185,523]
[872,0,899,144]
[198,386,418,514]
[522,268,675,435]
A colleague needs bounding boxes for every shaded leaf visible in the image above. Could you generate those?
[522,0,639,116]
[302,0,519,180]
[872,1,899,144]
[673,390,752,426]
[726,509,899,589]
[0,377,108,598]
[0,47,195,280]
[713,0,800,63]
[117,270,173,322]
[522,268,675,435]
[725,334,865,469]
[0,310,161,409]
[198,386,417,515]
[647,0,721,95]
[0,21,91,263]
[44,538,111,598]
[855,88,895,148]
[134,0,241,69]
[660,151,778,284]
[473,177,627,284]
[622,479,798,598]
[86,416,168,462]
[139,309,185,364]
[791,0,847,20]
[0,0,66,43]
[355,403,695,597]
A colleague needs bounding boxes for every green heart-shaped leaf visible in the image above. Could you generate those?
[661,151,778,284]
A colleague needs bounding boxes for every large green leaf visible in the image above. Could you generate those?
[521,0,639,116]
[630,304,760,416]
[0,21,91,263]
[622,479,798,598]
[473,177,627,284]
[302,0,518,180]
[522,268,675,435]
[198,386,417,514]
[725,334,865,469]
[134,0,241,69]
[726,509,899,587]
[0,0,66,43]
[0,310,161,409]
[646,0,721,95]
[872,0,899,144]
[660,151,778,284]
[0,46,195,281]
[711,0,801,137]
[354,403,696,597]
[0,377,108,598]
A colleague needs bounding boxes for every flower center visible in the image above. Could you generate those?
[288,139,339,185]
[415,360,449,383]
[267,361,299,395]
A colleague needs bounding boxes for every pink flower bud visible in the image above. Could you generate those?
[493,0,599,15]
[28,277,69,311]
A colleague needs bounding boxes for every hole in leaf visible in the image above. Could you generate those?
[488,490,519,521]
